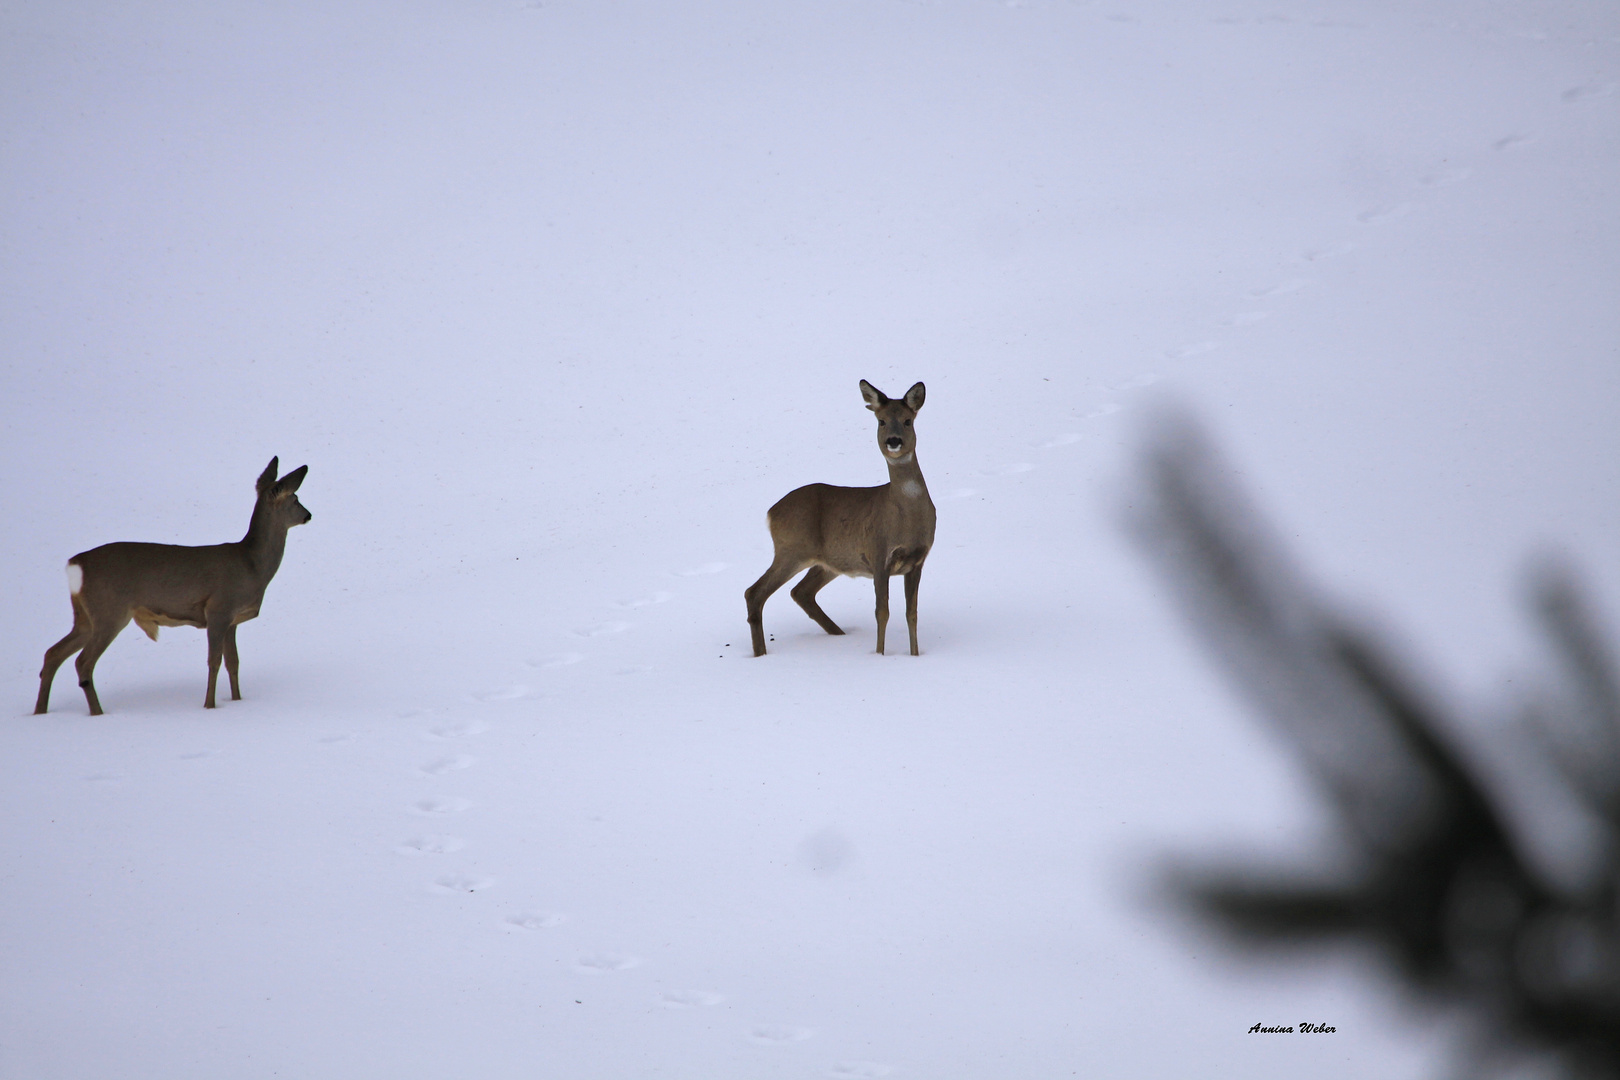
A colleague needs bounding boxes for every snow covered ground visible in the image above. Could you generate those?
[2,1,1616,1076]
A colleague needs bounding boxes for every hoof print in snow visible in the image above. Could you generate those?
[413,796,472,815]
[432,874,495,894]
[660,990,723,1008]
[425,719,488,740]
[1420,168,1471,187]
[1220,310,1270,327]
[419,755,474,776]
[616,591,672,609]
[1356,202,1411,224]
[830,1063,893,1078]
[471,685,529,702]
[528,652,584,670]
[1303,240,1355,260]
[1562,82,1614,103]
[574,621,630,638]
[1249,278,1312,298]
[396,835,465,856]
[506,911,565,930]
[575,953,642,974]
[748,1024,814,1045]
[1168,341,1218,359]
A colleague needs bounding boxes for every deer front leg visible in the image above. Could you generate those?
[204,617,229,708]
[904,565,923,656]
[874,568,891,655]
[223,624,242,701]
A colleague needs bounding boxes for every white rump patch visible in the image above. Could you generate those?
[900,480,923,499]
[66,562,83,595]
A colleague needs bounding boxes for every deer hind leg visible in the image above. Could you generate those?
[745,556,804,657]
[73,612,131,717]
[223,625,242,701]
[35,603,93,714]
[790,566,845,637]
[904,565,923,656]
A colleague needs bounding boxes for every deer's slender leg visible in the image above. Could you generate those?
[36,614,91,715]
[74,614,130,717]
[223,625,242,701]
[790,566,844,636]
[874,566,892,655]
[746,556,803,657]
[904,564,923,656]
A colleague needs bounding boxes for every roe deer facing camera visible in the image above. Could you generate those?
[34,457,312,715]
[745,380,936,657]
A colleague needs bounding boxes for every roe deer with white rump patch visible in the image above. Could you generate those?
[34,457,312,715]
[745,380,936,657]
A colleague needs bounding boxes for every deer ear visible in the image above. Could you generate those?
[904,382,926,411]
[256,457,280,494]
[859,379,887,412]
[274,465,308,494]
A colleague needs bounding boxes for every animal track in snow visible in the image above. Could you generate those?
[660,990,724,1008]
[676,561,728,577]
[432,874,496,894]
[1356,203,1411,224]
[420,755,474,776]
[528,652,584,670]
[1104,374,1158,392]
[425,719,488,740]
[1494,133,1535,151]
[471,684,529,702]
[748,1024,814,1045]
[506,911,566,930]
[396,835,465,856]
[616,591,672,609]
[1420,167,1472,187]
[575,621,630,638]
[1220,311,1270,327]
[318,733,356,745]
[1249,278,1312,298]
[413,796,472,815]
[179,749,221,760]
[1036,432,1083,448]
[576,953,642,974]
[1303,241,1356,261]
[1167,341,1218,360]
[1562,82,1615,103]
[830,1063,893,1079]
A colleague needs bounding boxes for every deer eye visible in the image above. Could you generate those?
[904,419,912,427]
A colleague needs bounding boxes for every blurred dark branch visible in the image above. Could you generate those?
[1131,414,1620,1079]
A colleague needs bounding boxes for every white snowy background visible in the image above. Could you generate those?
[2,1,1616,1076]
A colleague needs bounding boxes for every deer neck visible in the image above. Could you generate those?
[885,453,929,500]
[241,501,290,582]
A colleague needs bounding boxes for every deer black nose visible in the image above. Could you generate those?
[886,437,903,450]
